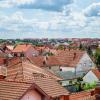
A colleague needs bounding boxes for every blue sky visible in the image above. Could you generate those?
[0,0,100,39]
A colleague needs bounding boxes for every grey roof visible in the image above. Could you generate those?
[54,71,88,80]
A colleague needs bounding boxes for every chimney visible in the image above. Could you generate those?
[68,48,70,51]
[43,55,48,65]
[73,52,76,60]
[0,66,7,79]
[4,58,9,66]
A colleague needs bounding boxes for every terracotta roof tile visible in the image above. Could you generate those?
[29,50,85,67]
[12,44,33,52]
[33,77,69,97]
[92,69,100,79]
[6,58,61,81]
[0,80,31,100]
[0,77,69,99]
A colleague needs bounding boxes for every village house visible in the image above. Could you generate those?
[55,50,94,73]
[29,49,95,74]
[0,57,69,100]
[0,56,97,100]
[83,69,100,83]
[12,44,39,57]
[0,77,69,100]
[0,44,13,57]
[5,57,61,81]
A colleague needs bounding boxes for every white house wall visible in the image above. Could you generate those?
[76,53,94,72]
[47,66,75,72]
[83,71,99,83]
[60,67,75,72]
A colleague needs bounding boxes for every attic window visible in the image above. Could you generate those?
[43,61,46,65]
[55,97,59,100]
[60,68,62,71]
[20,53,24,57]
[49,66,51,69]
[14,53,17,57]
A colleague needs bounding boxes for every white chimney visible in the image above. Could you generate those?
[0,66,7,79]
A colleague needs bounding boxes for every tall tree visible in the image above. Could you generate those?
[87,46,93,56]
[95,48,100,67]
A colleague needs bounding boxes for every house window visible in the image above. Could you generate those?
[89,61,92,67]
[49,66,51,69]
[55,97,60,100]
[14,53,17,57]
[20,53,24,57]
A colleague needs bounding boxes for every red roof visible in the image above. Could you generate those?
[0,58,5,65]
[92,69,100,79]
[29,50,85,67]
[12,44,33,52]
[6,57,61,81]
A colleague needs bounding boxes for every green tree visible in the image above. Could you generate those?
[79,43,84,50]
[95,48,100,67]
[87,47,93,57]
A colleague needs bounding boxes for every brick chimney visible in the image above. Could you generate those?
[73,52,76,60]
[43,55,48,65]
[0,66,7,79]
[4,58,9,66]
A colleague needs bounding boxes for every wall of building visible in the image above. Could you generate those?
[46,66,75,72]
[76,53,94,72]
[0,66,7,76]
[25,46,39,57]
[83,71,99,83]
[21,90,42,100]
[60,67,75,72]
[46,66,60,71]
[69,90,95,100]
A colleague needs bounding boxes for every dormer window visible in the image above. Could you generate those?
[14,53,17,57]
[49,66,51,69]
[60,68,62,71]
[20,53,24,57]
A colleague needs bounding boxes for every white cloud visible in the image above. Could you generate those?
[0,1,100,38]
[0,0,14,8]
[15,0,35,5]
[16,0,73,11]
[0,0,73,12]
[84,2,100,16]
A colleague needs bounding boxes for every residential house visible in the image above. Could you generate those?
[0,78,69,100]
[12,44,39,57]
[0,56,97,100]
[0,57,69,100]
[83,69,100,83]
[6,57,61,81]
[0,45,13,58]
[54,49,94,72]
[29,49,94,74]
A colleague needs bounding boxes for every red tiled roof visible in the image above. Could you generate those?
[0,80,32,100]
[12,44,33,52]
[0,77,69,99]
[54,49,85,67]
[33,77,69,98]
[92,69,100,79]
[29,50,85,67]
[0,58,6,65]
[29,56,63,67]
[6,57,61,81]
